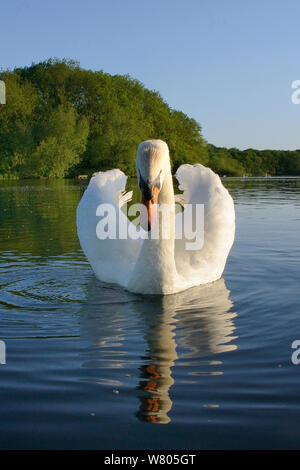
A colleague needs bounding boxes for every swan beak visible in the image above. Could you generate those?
[142,186,159,231]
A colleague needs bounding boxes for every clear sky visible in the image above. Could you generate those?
[1,0,300,150]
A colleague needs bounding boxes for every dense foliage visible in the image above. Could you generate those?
[0,59,207,178]
[207,145,300,177]
[0,59,299,178]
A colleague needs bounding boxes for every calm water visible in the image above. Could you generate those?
[0,177,300,449]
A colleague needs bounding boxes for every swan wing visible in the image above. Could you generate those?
[174,164,235,286]
[76,169,143,287]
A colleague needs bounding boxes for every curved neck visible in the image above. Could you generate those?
[127,171,177,294]
[157,171,175,240]
[159,171,175,206]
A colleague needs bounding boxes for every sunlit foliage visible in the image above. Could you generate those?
[0,59,299,178]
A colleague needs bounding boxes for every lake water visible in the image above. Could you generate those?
[0,177,300,450]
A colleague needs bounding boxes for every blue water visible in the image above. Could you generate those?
[0,177,299,449]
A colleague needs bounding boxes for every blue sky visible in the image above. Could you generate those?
[1,0,300,149]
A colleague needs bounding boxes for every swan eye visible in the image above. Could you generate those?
[138,170,162,202]
[138,172,152,201]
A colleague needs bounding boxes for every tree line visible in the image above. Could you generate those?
[0,58,299,179]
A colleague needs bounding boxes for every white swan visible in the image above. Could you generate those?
[77,139,235,295]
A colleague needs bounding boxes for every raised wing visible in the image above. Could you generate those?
[174,164,235,285]
[77,169,143,287]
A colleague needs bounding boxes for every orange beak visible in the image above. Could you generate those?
[142,186,159,231]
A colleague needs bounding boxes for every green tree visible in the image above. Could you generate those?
[0,71,38,176]
[3,58,297,179]
[27,105,89,177]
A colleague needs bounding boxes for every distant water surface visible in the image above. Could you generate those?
[0,177,299,449]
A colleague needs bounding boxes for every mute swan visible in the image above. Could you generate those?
[77,139,235,294]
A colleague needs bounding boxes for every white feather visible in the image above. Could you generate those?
[77,141,235,294]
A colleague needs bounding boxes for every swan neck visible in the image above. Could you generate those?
[127,171,177,294]
[159,171,175,206]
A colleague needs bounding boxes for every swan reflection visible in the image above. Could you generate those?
[80,278,237,424]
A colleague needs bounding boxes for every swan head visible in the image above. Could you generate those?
[136,140,171,231]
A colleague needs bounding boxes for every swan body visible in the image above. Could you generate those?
[77,140,235,295]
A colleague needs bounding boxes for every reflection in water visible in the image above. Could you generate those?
[1,177,299,261]
[0,179,86,258]
[136,295,178,424]
[1,178,300,447]
[80,278,237,424]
